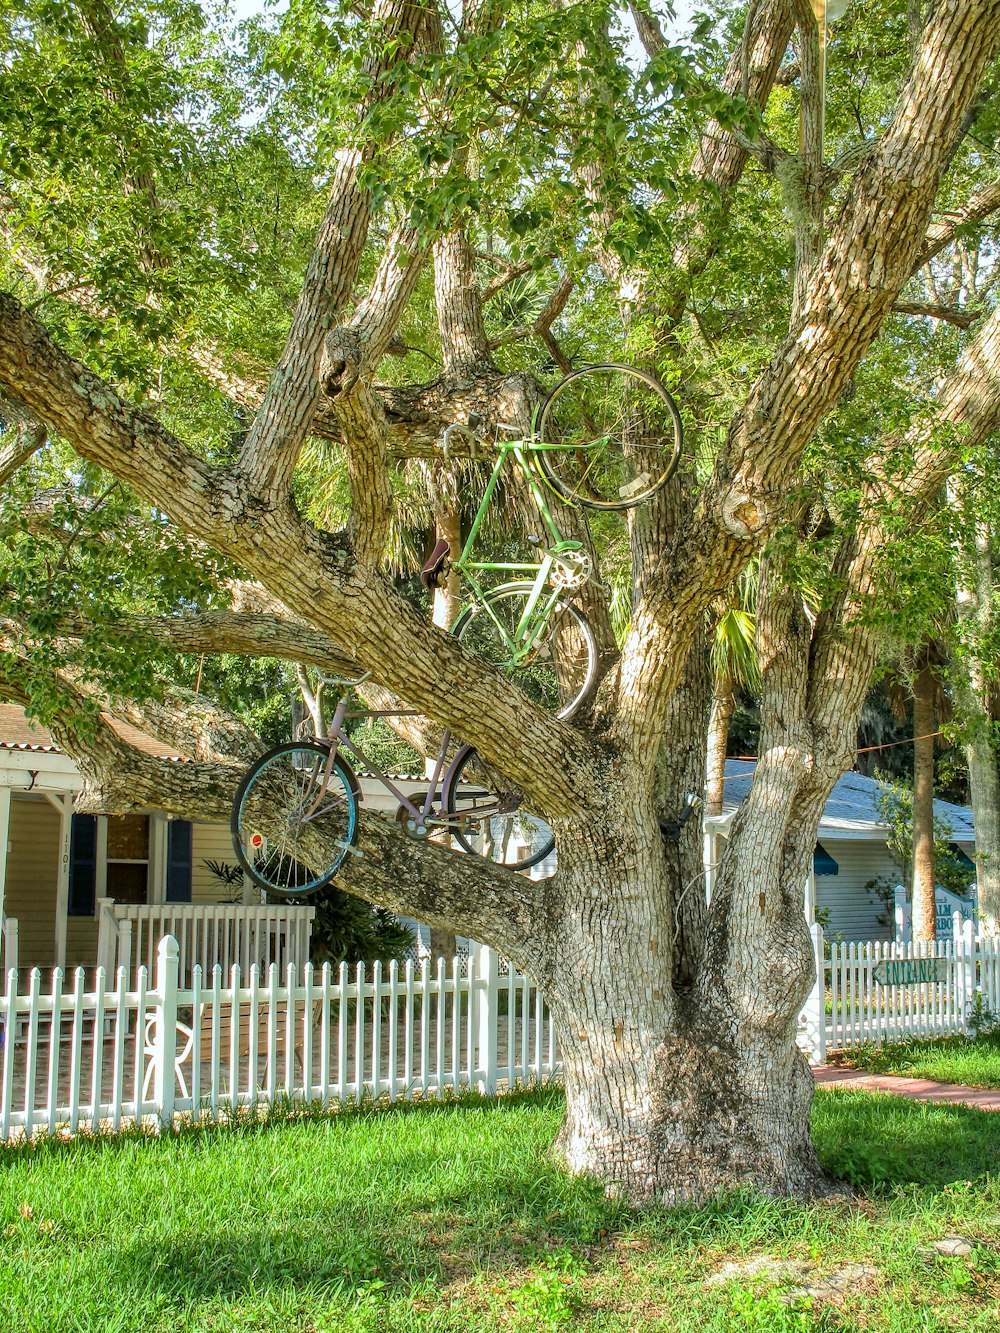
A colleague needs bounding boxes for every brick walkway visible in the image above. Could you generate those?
[813,1064,1000,1112]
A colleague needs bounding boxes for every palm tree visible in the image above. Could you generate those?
[883,641,953,942]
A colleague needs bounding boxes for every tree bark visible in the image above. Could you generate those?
[911,660,938,942]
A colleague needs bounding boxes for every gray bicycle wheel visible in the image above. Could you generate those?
[445,744,555,871]
[231,742,358,896]
[452,582,598,720]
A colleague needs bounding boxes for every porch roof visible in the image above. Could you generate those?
[0,704,190,763]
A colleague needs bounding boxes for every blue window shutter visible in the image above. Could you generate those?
[68,814,98,917]
[166,820,193,903]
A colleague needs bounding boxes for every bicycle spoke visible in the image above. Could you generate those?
[445,746,555,871]
[232,743,357,895]
[453,583,597,719]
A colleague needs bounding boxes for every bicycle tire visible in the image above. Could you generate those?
[536,363,683,510]
[444,744,556,870]
[231,742,358,896]
[452,581,598,720]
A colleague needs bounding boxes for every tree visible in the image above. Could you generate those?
[951,475,1000,933]
[4,0,1000,1206]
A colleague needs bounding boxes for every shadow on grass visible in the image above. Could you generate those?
[812,1086,1000,1190]
[1,1086,620,1328]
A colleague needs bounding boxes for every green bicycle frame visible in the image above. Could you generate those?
[452,436,585,663]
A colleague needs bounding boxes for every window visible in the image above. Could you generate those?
[105,814,150,906]
[166,820,193,903]
[66,813,190,914]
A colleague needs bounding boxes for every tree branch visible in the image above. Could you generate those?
[0,391,46,486]
[916,177,1000,268]
[433,225,494,380]
[236,1,431,499]
[0,292,596,816]
[0,641,549,965]
[892,300,982,328]
[615,0,1000,760]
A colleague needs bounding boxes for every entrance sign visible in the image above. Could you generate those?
[873,958,951,986]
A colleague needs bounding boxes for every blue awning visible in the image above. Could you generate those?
[948,843,976,872]
[813,842,839,876]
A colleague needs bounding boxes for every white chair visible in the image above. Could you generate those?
[141,1011,196,1102]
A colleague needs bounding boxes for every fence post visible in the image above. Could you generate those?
[1,916,17,977]
[475,942,499,1095]
[96,898,116,975]
[119,917,133,989]
[956,915,976,1028]
[894,885,911,945]
[153,935,180,1131]
[800,922,826,1064]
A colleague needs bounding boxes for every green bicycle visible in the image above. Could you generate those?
[422,363,683,719]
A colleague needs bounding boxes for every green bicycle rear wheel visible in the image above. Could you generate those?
[536,363,683,510]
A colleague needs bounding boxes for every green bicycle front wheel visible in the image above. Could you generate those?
[452,582,598,720]
[231,742,358,896]
[536,363,683,510]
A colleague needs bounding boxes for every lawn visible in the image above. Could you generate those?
[3,1086,1000,1332]
[833,1031,1000,1089]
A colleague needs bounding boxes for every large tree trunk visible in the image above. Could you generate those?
[546,760,827,1203]
[911,660,937,941]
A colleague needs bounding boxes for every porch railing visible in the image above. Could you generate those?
[96,900,315,991]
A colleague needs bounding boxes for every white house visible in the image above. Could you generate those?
[705,760,978,940]
[0,705,245,976]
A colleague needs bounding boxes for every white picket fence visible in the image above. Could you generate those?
[4,917,998,1143]
[0,938,556,1143]
[799,916,1000,1062]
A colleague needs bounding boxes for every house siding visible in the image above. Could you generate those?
[4,794,61,971]
[65,915,100,972]
[191,822,243,904]
[815,841,900,942]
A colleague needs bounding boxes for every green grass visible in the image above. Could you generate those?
[3,1087,1000,1332]
[836,1031,1000,1088]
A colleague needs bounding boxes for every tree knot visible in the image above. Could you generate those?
[721,487,769,540]
[320,327,363,400]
